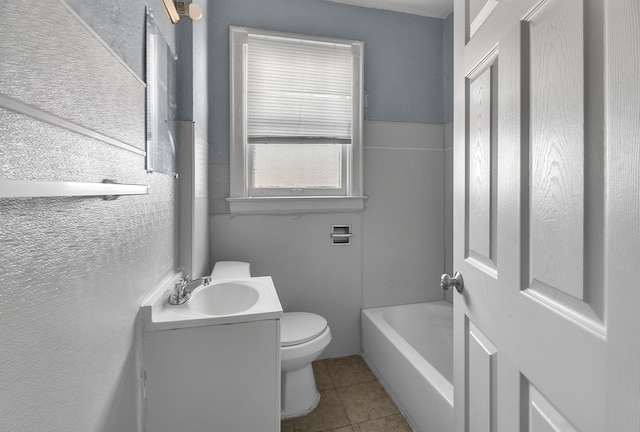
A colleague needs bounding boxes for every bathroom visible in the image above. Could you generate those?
[1,0,638,431]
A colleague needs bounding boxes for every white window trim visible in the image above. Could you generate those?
[228,26,366,214]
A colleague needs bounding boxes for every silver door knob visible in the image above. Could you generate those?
[441,272,464,293]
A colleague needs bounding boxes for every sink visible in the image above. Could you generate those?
[141,275,282,331]
[188,281,260,315]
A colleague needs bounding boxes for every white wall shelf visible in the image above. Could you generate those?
[0,180,149,199]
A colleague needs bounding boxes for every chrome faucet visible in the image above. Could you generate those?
[168,273,212,305]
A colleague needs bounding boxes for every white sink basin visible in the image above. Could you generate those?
[189,282,260,316]
[141,275,282,331]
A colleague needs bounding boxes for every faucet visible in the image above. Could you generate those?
[168,273,212,305]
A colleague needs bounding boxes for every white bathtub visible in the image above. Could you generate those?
[362,301,454,432]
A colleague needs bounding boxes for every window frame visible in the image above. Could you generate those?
[229,26,365,214]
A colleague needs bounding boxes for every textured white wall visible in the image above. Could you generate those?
[0,1,178,431]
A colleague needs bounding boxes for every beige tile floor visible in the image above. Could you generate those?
[281,355,412,432]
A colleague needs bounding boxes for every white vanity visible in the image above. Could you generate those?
[140,274,283,432]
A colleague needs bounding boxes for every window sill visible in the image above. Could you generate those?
[227,196,367,214]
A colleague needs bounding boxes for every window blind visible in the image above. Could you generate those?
[246,33,353,143]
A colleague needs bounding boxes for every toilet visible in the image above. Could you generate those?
[210,261,332,419]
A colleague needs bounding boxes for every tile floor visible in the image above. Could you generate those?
[281,355,412,432]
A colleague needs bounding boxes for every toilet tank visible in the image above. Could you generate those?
[210,261,251,279]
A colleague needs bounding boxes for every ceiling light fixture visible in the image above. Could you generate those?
[161,0,203,24]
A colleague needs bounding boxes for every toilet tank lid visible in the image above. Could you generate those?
[281,312,328,347]
[210,261,251,279]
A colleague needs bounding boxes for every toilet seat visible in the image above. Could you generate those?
[281,312,327,347]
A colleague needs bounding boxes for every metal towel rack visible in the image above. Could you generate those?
[0,179,149,200]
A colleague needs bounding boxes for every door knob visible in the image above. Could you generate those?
[441,272,464,293]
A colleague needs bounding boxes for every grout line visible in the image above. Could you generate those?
[322,359,338,390]
[334,378,377,391]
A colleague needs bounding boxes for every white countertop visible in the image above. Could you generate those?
[141,274,283,332]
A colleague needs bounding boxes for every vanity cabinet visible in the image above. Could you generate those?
[143,318,281,432]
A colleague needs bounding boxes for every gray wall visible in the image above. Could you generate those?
[177,2,210,139]
[0,1,180,430]
[443,12,454,124]
[208,0,445,164]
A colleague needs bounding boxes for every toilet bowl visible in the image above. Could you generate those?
[210,262,332,419]
[280,312,332,418]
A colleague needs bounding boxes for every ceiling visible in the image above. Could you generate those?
[324,0,453,18]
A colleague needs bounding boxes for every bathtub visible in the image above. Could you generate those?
[361,301,453,432]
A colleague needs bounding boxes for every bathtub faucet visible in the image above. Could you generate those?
[168,273,212,305]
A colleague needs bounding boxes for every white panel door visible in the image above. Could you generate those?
[452,0,640,431]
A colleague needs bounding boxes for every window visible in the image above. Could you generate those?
[229,27,365,213]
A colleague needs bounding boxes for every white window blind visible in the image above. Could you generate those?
[246,34,354,143]
[229,27,365,212]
